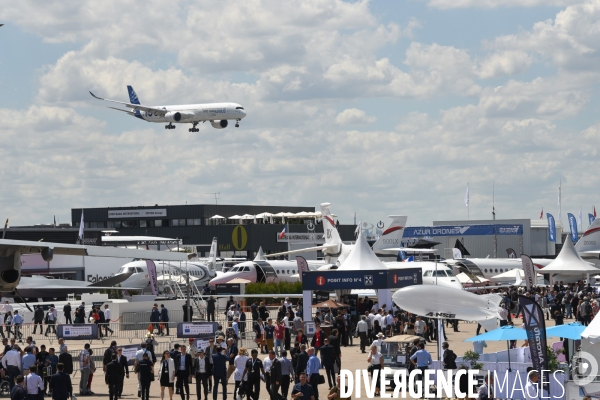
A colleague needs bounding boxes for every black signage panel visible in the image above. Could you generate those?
[301,268,422,290]
[216,284,241,295]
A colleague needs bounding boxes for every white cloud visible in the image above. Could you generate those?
[335,108,376,125]
[427,0,582,9]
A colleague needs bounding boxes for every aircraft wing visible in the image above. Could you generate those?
[107,106,137,116]
[376,248,437,254]
[87,272,133,287]
[0,239,190,261]
[13,276,139,297]
[89,92,168,116]
[263,244,339,258]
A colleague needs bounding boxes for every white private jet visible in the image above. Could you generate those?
[89,86,246,131]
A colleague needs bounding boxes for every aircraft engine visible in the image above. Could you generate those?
[0,252,21,290]
[210,120,228,129]
[165,111,194,122]
[41,247,54,262]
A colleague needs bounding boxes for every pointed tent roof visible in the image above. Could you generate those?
[542,236,600,273]
[254,247,266,262]
[337,233,388,271]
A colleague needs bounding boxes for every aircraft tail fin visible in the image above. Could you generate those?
[372,215,407,252]
[454,239,471,256]
[575,218,600,253]
[208,237,217,271]
[127,85,141,105]
[320,203,342,251]
[506,248,517,258]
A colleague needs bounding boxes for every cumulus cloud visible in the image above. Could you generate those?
[427,0,582,9]
[335,108,376,125]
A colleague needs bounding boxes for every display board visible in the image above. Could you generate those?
[57,324,99,340]
[176,321,219,338]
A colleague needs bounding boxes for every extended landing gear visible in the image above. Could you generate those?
[165,123,175,130]
[189,122,199,132]
[235,119,240,128]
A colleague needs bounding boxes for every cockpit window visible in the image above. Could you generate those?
[432,270,448,277]
[243,267,250,272]
[236,107,244,110]
[446,270,455,277]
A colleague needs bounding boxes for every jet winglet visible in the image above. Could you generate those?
[89,91,104,100]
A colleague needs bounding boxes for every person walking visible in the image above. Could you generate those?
[104,305,114,336]
[44,309,57,336]
[33,306,45,334]
[206,297,216,322]
[159,351,175,400]
[306,348,321,400]
[320,338,336,389]
[442,342,457,370]
[242,349,265,400]
[116,347,129,398]
[211,346,228,400]
[356,316,369,353]
[150,306,160,334]
[193,349,209,400]
[292,372,315,400]
[63,303,72,325]
[12,311,23,342]
[160,305,170,336]
[367,344,384,397]
[173,345,192,400]
[106,353,124,400]
[78,344,91,395]
[3,344,21,390]
[137,353,154,400]
[233,348,248,400]
[49,363,72,400]
[225,338,238,382]
[279,350,294,399]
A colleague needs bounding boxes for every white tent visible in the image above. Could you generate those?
[229,215,242,219]
[581,314,600,373]
[542,236,600,273]
[240,214,255,220]
[210,215,225,219]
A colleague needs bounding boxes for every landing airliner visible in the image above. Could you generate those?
[89,86,246,131]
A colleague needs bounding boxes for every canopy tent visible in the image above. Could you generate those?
[546,322,587,340]
[240,214,255,220]
[582,313,600,344]
[228,215,242,219]
[209,215,225,219]
[312,299,349,309]
[337,233,388,271]
[542,236,600,273]
[255,212,272,219]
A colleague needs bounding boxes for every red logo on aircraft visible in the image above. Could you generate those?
[393,274,398,284]
[324,216,336,227]
[316,276,326,286]
[382,226,404,236]
[582,227,600,238]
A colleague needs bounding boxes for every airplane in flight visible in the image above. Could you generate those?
[89,86,246,131]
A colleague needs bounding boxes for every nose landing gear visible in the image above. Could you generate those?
[165,123,175,130]
[235,119,241,128]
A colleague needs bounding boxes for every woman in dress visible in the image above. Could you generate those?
[367,344,384,397]
[233,347,248,399]
[137,352,155,400]
[158,350,175,400]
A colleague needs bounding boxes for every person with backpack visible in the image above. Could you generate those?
[441,342,457,370]
[103,340,118,371]
[145,333,157,363]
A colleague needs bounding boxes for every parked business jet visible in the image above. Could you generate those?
[116,260,218,290]
[89,86,246,131]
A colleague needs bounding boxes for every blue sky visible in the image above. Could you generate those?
[0,0,599,231]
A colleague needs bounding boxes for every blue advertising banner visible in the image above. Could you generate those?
[403,224,523,238]
[301,268,422,291]
[547,213,556,242]
[519,295,549,395]
[589,213,595,225]
[57,324,99,340]
[568,213,578,243]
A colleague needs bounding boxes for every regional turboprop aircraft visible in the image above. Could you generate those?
[89,86,246,131]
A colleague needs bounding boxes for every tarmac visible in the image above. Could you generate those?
[25,316,564,400]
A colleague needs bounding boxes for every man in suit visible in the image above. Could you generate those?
[211,346,228,400]
[193,349,209,400]
[160,305,170,336]
[106,353,124,400]
[173,345,193,400]
[63,303,72,325]
[294,345,308,384]
[49,363,72,400]
[269,351,282,400]
[116,347,129,398]
[206,297,216,322]
[58,346,73,375]
[225,338,238,381]
[441,342,457,370]
[319,338,336,388]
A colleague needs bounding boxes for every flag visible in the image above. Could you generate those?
[353,212,356,225]
[547,213,556,242]
[568,213,578,243]
[397,251,407,262]
[296,256,310,283]
[558,183,561,220]
[146,260,159,296]
[590,213,596,225]
[464,184,469,207]
[519,295,549,395]
[579,207,583,229]
[53,215,56,228]
[78,210,84,243]
[279,225,287,239]
[595,206,597,218]
[539,208,543,219]
[521,254,536,291]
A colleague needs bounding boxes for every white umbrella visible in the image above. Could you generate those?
[240,214,255,220]
[210,215,225,219]
[229,215,242,219]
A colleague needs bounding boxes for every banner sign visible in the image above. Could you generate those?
[120,344,141,366]
[589,213,595,225]
[301,268,422,291]
[519,295,549,395]
[568,213,578,243]
[547,213,556,242]
[146,260,158,296]
[277,233,325,243]
[108,208,167,219]
[296,256,310,283]
[521,254,536,291]
[215,284,241,295]
[403,224,523,238]
[57,324,99,340]
[177,322,219,338]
